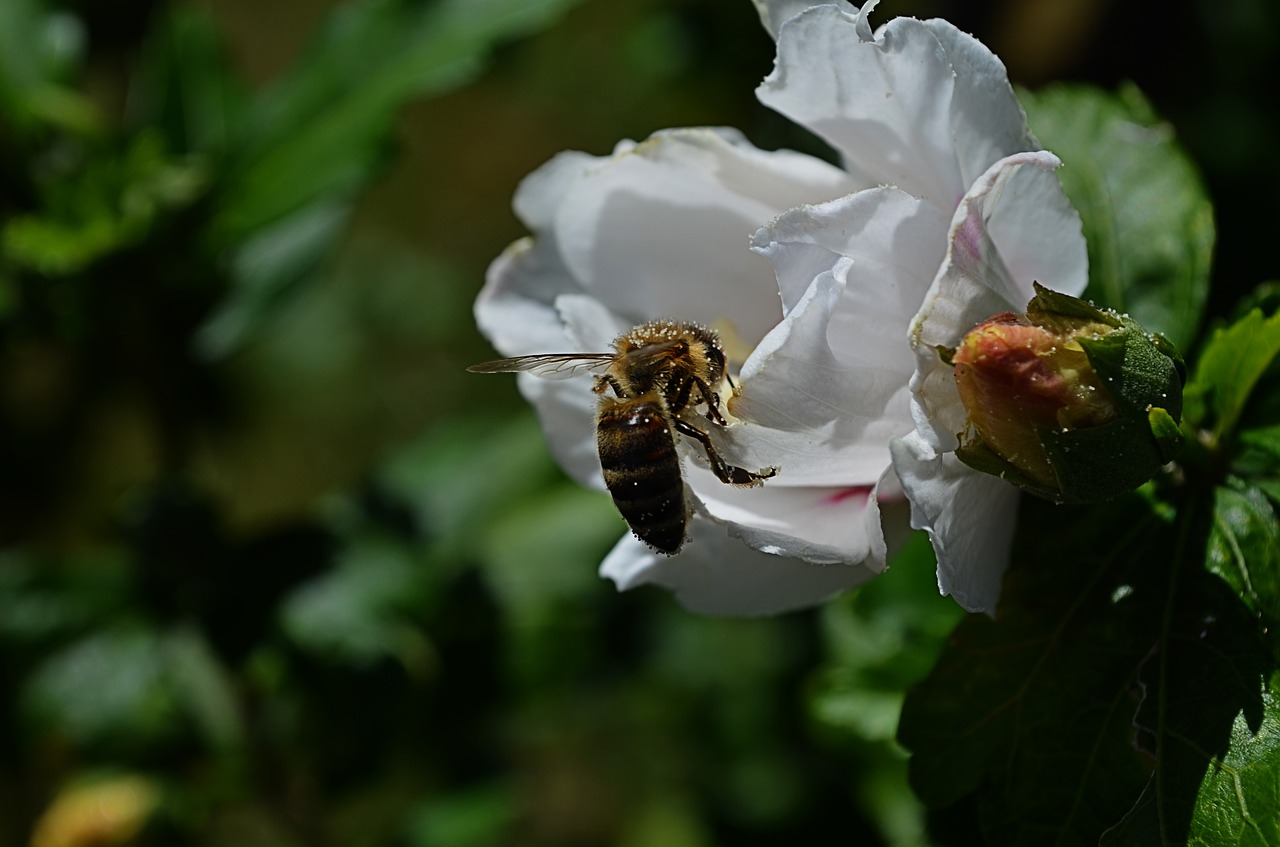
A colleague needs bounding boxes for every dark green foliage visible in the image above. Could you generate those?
[1021,85,1215,353]
[3,2,1280,846]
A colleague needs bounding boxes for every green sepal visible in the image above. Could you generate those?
[1149,406,1184,464]
[1027,280,1123,330]
[957,411,1183,505]
[1076,323,1185,421]
[955,438,1064,504]
[1038,418,1171,504]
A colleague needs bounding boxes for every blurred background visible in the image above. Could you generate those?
[0,0,1275,845]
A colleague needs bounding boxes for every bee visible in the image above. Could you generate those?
[468,319,778,553]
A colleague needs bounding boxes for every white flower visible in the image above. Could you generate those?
[474,1,1086,615]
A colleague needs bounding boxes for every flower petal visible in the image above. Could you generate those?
[921,19,1040,192]
[600,516,876,615]
[553,127,856,345]
[752,0,858,38]
[890,430,1020,615]
[708,188,944,485]
[477,237,577,358]
[684,460,903,570]
[758,5,1036,210]
[475,235,610,489]
[750,186,950,356]
[908,150,1088,450]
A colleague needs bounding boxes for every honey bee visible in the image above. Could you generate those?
[468,319,778,553]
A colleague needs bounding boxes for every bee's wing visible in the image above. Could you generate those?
[467,352,615,380]
[620,338,686,370]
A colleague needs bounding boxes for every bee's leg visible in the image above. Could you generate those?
[674,419,778,486]
[595,375,625,397]
[665,375,694,415]
[692,378,727,426]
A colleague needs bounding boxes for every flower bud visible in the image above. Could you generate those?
[949,283,1185,504]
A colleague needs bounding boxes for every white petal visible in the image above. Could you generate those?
[760,6,960,207]
[753,0,860,39]
[908,150,1088,450]
[477,237,580,358]
[715,266,904,485]
[512,150,602,232]
[890,431,1020,615]
[759,7,1036,210]
[517,372,603,490]
[685,462,885,566]
[712,188,944,485]
[477,238,616,490]
[921,20,1039,192]
[553,127,856,346]
[506,294,631,490]
[600,517,876,616]
[873,464,916,561]
[750,186,950,358]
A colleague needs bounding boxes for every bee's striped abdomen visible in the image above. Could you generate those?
[596,397,687,554]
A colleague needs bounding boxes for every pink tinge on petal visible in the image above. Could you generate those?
[823,486,872,507]
[952,212,987,271]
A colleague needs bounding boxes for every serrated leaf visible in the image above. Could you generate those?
[1022,85,1214,352]
[1184,309,1280,442]
[899,500,1167,841]
[1206,481,1280,629]
[1188,674,1280,847]
[1101,570,1273,846]
[902,482,1278,846]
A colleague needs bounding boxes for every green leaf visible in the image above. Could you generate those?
[163,627,245,754]
[902,483,1279,846]
[1188,674,1280,847]
[194,200,351,358]
[129,6,246,155]
[899,499,1166,840]
[1206,481,1280,632]
[1022,84,1215,352]
[201,0,588,355]
[1184,309,1280,442]
[403,782,518,847]
[1100,570,1273,846]
[22,627,184,750]
[2,130,209,275]
[0,550,134,645]
[812,533,964,743]
[377,413,567,555]
[0,0,96,135]
[215,0,589,239]
[280,533,435,674]
[478,483,620,627]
